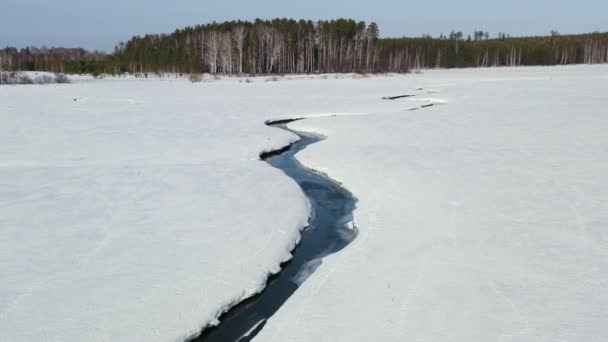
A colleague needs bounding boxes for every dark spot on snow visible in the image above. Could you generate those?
[264,118,304,126]
[408,103,438,111]
[382,94,415,100]
[259,143,294,161]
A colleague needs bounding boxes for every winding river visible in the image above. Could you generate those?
[190,121,358,341]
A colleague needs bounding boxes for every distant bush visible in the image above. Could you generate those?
[265,76,281,82]
[18,74,34,84]
[0,71,34,85]
[0,72,70,85]
[54,73,70,83]
[34,75,55,84]
[188,73,203,83]
[352,73,372,79]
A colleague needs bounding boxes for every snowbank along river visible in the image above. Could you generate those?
[190,121,358,341]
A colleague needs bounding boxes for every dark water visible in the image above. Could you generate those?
[189,124,357,342]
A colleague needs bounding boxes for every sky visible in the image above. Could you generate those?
[2,0,607,52]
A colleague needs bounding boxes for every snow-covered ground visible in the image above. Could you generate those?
[258,66,608,341]
[1,65,607,341]
[0,72,421,341]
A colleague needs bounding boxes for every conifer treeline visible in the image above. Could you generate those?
[0,47,106,74]
[114,19,381,74]
[379,32,608,71]
[2,19,608,75]
[113,20,608,74]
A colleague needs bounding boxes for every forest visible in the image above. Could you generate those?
[1,19,608,76]
[0,47,106,75]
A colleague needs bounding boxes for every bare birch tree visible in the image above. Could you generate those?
[205,31,221,74]
[219,31,233,74]
[232,26,247,75]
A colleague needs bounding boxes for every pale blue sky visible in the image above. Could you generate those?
[1,0,607,52]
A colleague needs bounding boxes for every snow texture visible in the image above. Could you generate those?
[1,73,422,341]
[257,65,608,342]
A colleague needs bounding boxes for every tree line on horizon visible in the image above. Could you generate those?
[0,46,106,75]
[380,31,608,70]
[1,19,608,76]
[113,19,381,75]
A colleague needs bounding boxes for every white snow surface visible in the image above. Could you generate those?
[1,73,422,341]
[258,65,608,342]
[2,66,607,341]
